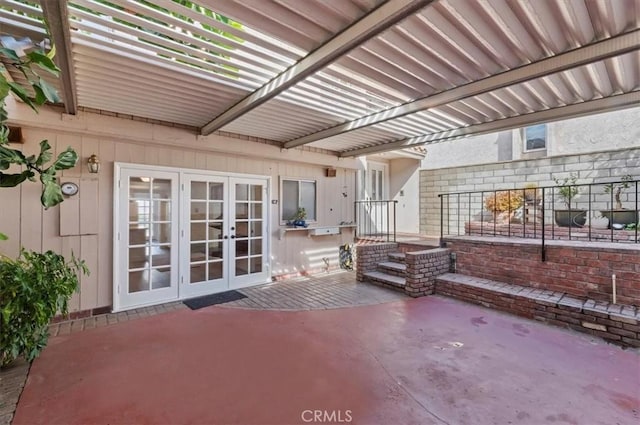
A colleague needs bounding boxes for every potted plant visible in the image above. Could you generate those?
[600,175,637,228]
[290,207,308,228]
[553,174,587,227]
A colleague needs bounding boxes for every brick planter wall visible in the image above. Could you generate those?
[405,248,450,297]
[444,236,640,306]
[355,242,398,281]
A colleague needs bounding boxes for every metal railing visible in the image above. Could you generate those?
[438,178,639,261]
[354,199,397,242]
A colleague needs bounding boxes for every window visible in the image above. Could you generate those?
[523,124,547,151]
[281,179,316,222]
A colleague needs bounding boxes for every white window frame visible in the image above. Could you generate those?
[280,177,317,224]
[522,124,548,152]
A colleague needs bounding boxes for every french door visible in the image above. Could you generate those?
[181,175,269,298]
[115,164,269,311]
[116,169,180,310]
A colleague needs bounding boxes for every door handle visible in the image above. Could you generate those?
[230,235,236,239]
[223,235,228,239]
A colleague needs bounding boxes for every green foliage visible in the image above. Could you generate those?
[292,207,307,221]
[603,174,633,209]
[553,174,581,209]
[0,38,78,208]
[0,250,89,367]
[484,191,523,213]
[625,222,638,230]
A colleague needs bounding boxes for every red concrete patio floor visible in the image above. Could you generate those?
[14,296,640,425]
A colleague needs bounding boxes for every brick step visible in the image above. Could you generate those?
[363,271,406,290]
[435,273,640,347]
[377,261,406,277]
[387,252,405,264]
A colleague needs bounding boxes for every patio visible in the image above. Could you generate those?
[6,272,640,425]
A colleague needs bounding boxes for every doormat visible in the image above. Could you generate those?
[183,290,247,310]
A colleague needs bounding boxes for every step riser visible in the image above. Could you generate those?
[365,277,406,293]
[387,253,405,264]
[377,265,405,278]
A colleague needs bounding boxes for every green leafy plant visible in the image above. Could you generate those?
[0,250,88,367]
[553,174,581,209]
[603,174,633,210]
[0,36,78,208]
[292,207,307,221]
[0,37,87,368]
[625,222,638,231]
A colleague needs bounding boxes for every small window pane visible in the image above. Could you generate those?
[250,222,262,237]
[209,182,223,201]
[191,202,206,220]
[300,181,316,220]
[282,180,298,220]
[152,267,171,289]
[251,185,262,201]
[152,179,171,199]
[208,261,223,280]
[190,264,206,284]
[236,184,248,201]
[191,182,207,200]
[525,124,546,151]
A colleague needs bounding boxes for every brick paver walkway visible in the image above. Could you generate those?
[227,270,407,310]
[1,271,404,425]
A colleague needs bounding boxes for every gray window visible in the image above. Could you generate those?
[524,124,547,151]
[281,179,316,221]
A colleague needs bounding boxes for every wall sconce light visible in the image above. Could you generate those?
[87,154,100,174]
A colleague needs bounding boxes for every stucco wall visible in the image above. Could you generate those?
[389,158,420,234]
[3,99,359,312]
[421,106,640,170]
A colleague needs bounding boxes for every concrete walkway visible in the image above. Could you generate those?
[13,295,639,425]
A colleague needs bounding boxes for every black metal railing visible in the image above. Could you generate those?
[438,178,639,261]
[354,199,397,242]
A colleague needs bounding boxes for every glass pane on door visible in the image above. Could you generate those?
[128,176,173,294]
[189,180,225,284]
[233,183,264,280]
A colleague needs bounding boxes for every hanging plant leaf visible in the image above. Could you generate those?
[7,81,37,111]
[0,170,32,187]
[36,78,60,103]
[35,140,53,166]
[26,50,60,76]
[52,147,77,170]
[40,171,63,208]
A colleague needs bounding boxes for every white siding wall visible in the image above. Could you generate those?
[2,99,359,311]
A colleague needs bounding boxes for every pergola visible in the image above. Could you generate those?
[1,0,638,157]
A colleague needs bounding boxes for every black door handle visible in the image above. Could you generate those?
[223,235,228,239]
[230,235,236,239]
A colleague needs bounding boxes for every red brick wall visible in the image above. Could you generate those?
[444,237,640,306]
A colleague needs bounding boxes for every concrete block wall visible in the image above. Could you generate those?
[444,236,640,306]
[405,248,450,297]
[355,242,398,281]
[421,148,640,237]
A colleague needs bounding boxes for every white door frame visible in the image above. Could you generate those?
[113,162,271,312]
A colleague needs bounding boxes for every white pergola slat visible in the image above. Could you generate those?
[0,0,637,156]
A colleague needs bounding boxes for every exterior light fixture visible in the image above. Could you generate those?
[87,154,100,174]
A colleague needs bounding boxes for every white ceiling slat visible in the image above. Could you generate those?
[152,0,300,62]
[69,5,278,81]
[0,0,636,157]
[282,30,640,149]
[200,0,436,135]
[72,41,249,97]
[341,92,640,157]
